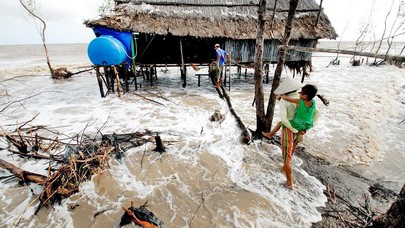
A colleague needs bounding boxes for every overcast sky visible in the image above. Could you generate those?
[0,0,403,45]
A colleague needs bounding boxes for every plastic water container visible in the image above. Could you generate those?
[88,36,127,66]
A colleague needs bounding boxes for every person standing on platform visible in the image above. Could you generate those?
[214,43,230,85]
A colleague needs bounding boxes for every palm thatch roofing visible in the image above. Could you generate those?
[85,0,337,40]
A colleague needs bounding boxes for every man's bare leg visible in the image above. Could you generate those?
[284,162,293,189]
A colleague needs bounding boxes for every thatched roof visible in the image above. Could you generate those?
[85,0,337,40]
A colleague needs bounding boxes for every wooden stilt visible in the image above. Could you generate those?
[179,39,186,88]
[95,67,105,98]
[301,63,307,83]
[265,63,270,84]
[224,64,227,86]
[103,66,111,93]
[113,66,122,97]
[109,67,115,93]
[124,66,129,92]
[228,52,231,91]
[131,33,138,90]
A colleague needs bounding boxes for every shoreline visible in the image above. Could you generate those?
[295,146,402,227]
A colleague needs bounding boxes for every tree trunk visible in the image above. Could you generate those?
[265,0,300,131]
[0,158,47,185]
[253,0,268,134]
[374,0,395,63]
[19,0,54,76]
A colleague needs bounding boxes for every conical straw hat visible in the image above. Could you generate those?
[274,77,303,95]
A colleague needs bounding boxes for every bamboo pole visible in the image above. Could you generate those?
[131,33,138,90]
[228,52,231,91]
[179,39,186,88]
[314,0,323,28]
[113,66,122,97]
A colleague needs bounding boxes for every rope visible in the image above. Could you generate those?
[139,34,156,60]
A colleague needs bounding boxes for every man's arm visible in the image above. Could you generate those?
[279,95,300,105]
[279,101,298,133]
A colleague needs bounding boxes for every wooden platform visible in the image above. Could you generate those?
[195,73,210,87]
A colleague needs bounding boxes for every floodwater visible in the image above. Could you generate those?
[0,42,404,227]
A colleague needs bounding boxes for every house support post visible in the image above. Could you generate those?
[112,66,122,97]
[179,39,186,88]
[131,33,138,90]
[103,66,111,93]
[95,67,105,98]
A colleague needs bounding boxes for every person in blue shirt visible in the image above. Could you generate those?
[214,44,230,85]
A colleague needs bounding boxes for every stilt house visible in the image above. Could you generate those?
[86,0,336,65]
[84,0,337,94]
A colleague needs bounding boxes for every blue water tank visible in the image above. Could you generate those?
[88,36,127,66]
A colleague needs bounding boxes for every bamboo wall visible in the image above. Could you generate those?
[134,33,314,65]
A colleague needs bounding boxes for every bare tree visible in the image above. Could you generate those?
[253,0,268,134]
[385,0,405,58]
[366,25,377,64]
[252,0,300,134]
[327,21,350,66]
[19,0,53,75]
[399,43,405,56]
[263,0,300,132]
[374,0,396,63]
[19,0,72,79]
[352,0,377,65]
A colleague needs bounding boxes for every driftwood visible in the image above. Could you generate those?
[0,123,66,161]
[0,121,163,213]
[152,135,166,154]
[0,159,47,185]
[51,67,73,79]
[37,146,114,209]
[210,110,224,122]
[102,132,150,159]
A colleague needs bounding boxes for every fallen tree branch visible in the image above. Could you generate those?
[282,45,405,63]
[70,67,94,76]
[220,86,250,144]
[0,91,68,113]
[129,92,165,106]
[9,149,63,162]
[0,158,47,185]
